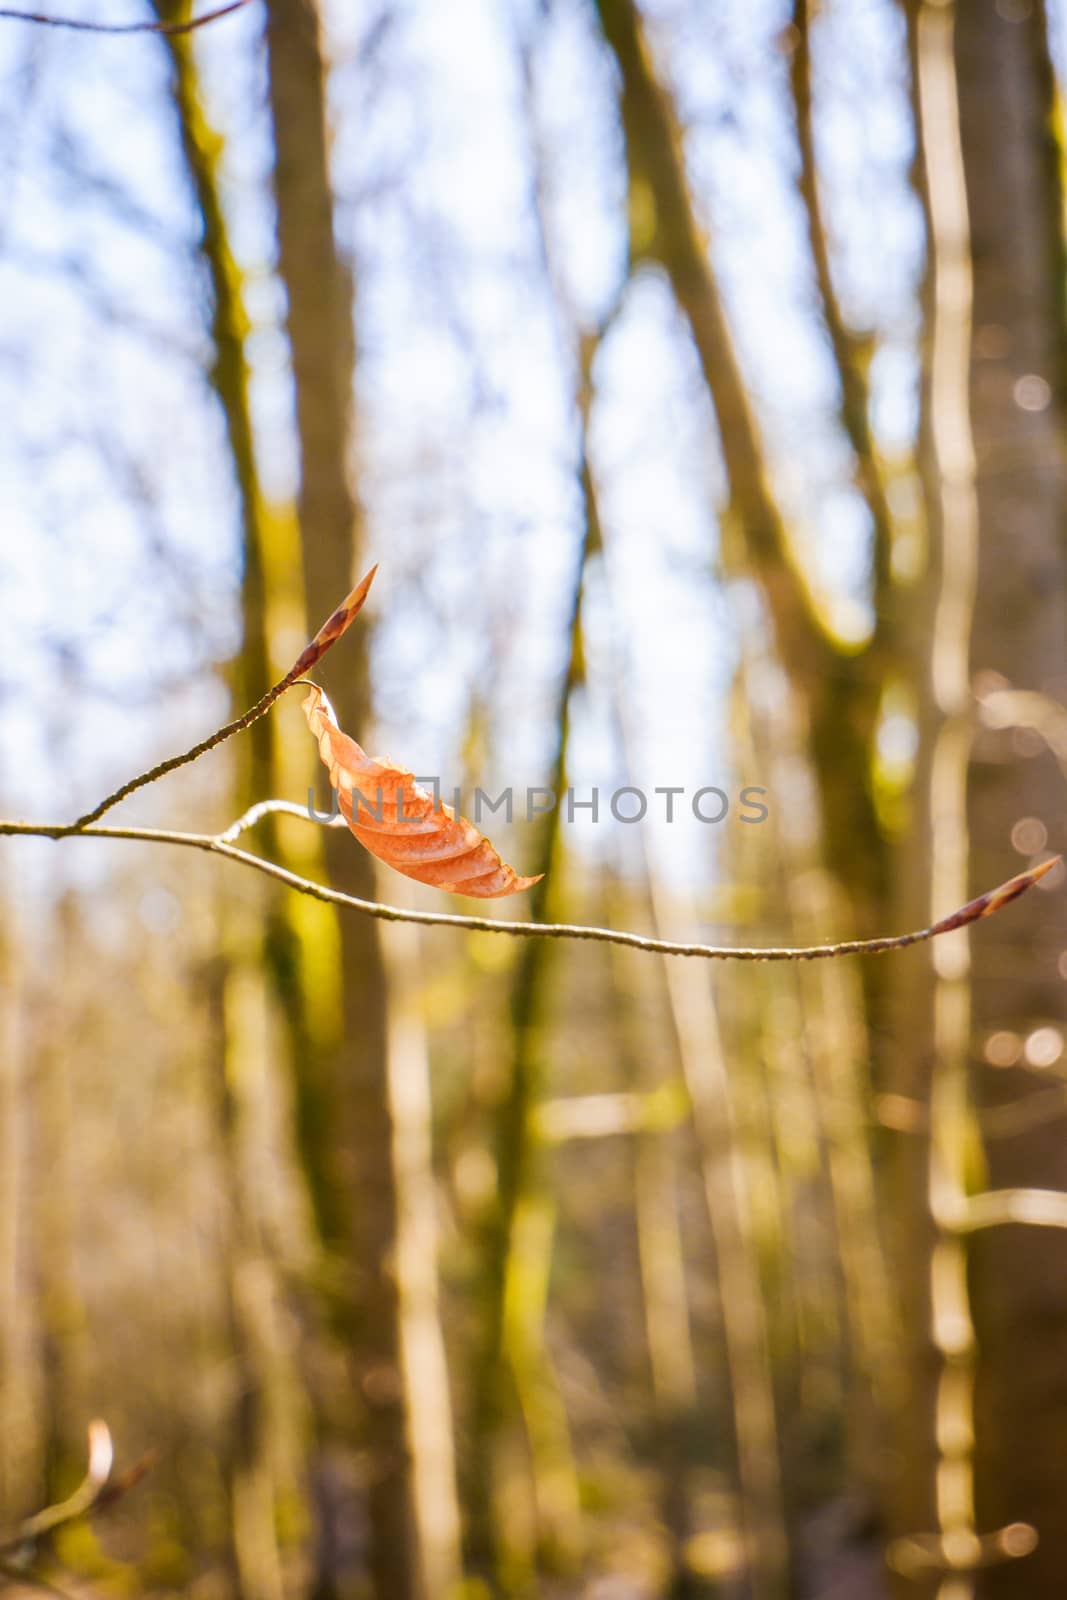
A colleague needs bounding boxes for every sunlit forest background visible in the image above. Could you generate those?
[3,0,1067,1596]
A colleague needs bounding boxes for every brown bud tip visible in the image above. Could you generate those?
[317,563,378,644]
[1028,853,1063,886]
[285,564,380,682]
[344,563,378,615]
[982,854,1064,919]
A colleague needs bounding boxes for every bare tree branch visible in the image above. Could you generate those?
[0,817,1056,962]
[65,565,376,833]
[788,0,895,625]
[0,1420,156,1565]
[215,797,346,844]
[0,0,252,35]
[954,1189,1067,1233]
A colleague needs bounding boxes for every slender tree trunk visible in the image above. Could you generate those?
[263,6,420,1596]
[463,120,596,1580]
[381,909,464,1600]
[902,9,982,1595]
[464,427,590,1596]
[30,895,88,1510]
[610,936,701,1596]
[886,6,1067,1593]
[203,943,286,1600]
[0,867,27,1521]
[154,18,292,1595]
[789,0,895,623]
[874,11,959,1590]
[951,4,1067,1593]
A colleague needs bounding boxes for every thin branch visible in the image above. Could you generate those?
[214,796,345,844]
[0,818,1056,961]
[789,0,895,619]
[954,1188,1067,1233]
[0,1420,156,1562]
[65,565,376,833]
[0,0,252,34]
[533,1090,686,1143]
[876,1083,1067,1142]
[979,1082,1067,1141]
[979,685,1067,760]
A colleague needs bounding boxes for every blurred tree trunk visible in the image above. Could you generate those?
[949,3,1067,1593]
[464,413,589,1595]
[882,6,1015,1590]
[0,872,22,1518]
[612,941,699,1596]
[788,0,894,615]
[599,513,787,1587]
[150,34,361,1593]
[155,17,290,1596]
[463,118,596,1581]
[590,1,889,1586]
[734,628,897,1491]
[262,5,423,1597]
[30,895,88,1510]
[884,4,1067,1591]
[629,849,786,1598]
[203,942,286,1600]
[380,912,464,1600]
[590,0,891,955]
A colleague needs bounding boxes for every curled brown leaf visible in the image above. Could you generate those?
[303,685,541,899]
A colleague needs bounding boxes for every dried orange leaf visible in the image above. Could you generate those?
[303,685,542,899]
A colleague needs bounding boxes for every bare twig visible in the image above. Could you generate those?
[65,566,376,833]
[789,0,894,614]
[0,0,252,34]
[0,1420,156,1565]
[953,1188,1067,1233]
[877,1084,1067,1142]
[214,797,346,844]
[978,686,1067,761]
[0,818,1056,961]
[979,1083,1067,1140]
